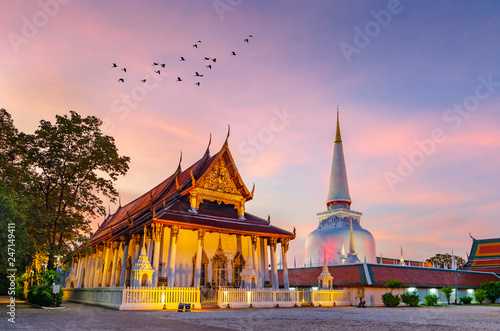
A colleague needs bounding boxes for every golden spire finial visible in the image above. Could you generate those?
[335,107,342,144]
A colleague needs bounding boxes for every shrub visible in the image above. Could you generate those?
[424,294,439,306]
[382,292,401,307]
[459,296,473,304]
[479,281,500,304]
[474,288,487,304]
[440,286,453,304]
[401,290,420,307]
[27,285,63,307]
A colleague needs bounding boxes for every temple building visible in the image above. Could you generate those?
[64,133,295,309]
[464,236,500,275]
[304,113,376,265]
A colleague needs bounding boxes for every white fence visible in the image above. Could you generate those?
[121,286,200,310]
[311,289,350,306]
[63,286,200,310]
[218,287,300,308]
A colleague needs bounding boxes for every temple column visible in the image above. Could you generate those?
[119,237,129,287]
[167,226,179,287]
[132,234,141,266]
[160,226,170,279]
[269,238,279,290]
[151,223,163,287]
[91,246,101,287]
[251,236,258,270]
[281,239,290,289]
[194,229,205,288]
[260,238,269,287]
[87,249,96,287]
[85,251,95,287]
[99,242,111,287]
[76,254,84,288]
[110,241,120,287]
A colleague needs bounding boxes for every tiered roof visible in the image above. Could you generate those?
[464,237,500,275]
[88,136,294,248]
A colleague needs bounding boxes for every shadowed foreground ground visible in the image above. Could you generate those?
[1,297,499,330]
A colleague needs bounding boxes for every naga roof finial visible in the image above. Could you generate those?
[224,124,230,146]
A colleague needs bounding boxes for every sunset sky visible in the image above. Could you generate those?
[2,1,500,266]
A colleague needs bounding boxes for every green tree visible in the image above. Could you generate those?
[382,278,403,307]
[474,288,487,304]
[21,110,130,269]
[425,253,465,270]
[479,281,500,304]
[440,286,453,304]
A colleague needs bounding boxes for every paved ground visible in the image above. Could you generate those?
[1,297,499,330]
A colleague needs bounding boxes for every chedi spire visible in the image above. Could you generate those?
[326,111,352,209]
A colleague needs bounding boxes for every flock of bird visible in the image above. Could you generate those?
[111,35,253,87]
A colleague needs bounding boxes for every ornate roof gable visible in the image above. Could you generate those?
[184,141,254,219]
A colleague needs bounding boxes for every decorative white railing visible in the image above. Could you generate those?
[311,289,350,306]
[121,286,200,310]
[217,287,300,308]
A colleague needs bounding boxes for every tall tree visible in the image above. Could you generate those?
[425,253,466,270]
[21,110,130,269]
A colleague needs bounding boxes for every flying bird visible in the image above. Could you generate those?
[121,68,127,72]
[153,62,159,66]
[160,63,165,68]
[118,78,124,82]
[248,34,253,38]
[231,51,236,55]
[177,77,182,82]
[195,82,200,86]
[180,57,185,61]
[204,57,210,61]
[206,65,212,69]
[194,72,203,77]
[193,44,198,48]
[141,79,146,83]
[244,38,249,43]
[112,63,117,68]
[154,70,160,74]
[212,58,217,63]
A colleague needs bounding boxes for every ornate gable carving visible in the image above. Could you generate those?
[200,158,239,194]
[188,151,248,219]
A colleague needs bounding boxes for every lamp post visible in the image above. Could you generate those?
[454,272,459,304]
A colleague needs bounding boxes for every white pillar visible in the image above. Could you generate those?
[151,223,163,287]
[133,234,141,266]
[261,238,270,286]
[84,253,92,287]
[91,246,101,287]
[76,254,85,288]
[160,226,170,279]
[88,249,97,288]
[269,238,279,290]
[281,239,290,289]
[167,226,179,287]
[147,238,154,262]
[194,229,205,288]
[119,237,129,287]
[100,242,111,287]
[110,241,120,287]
